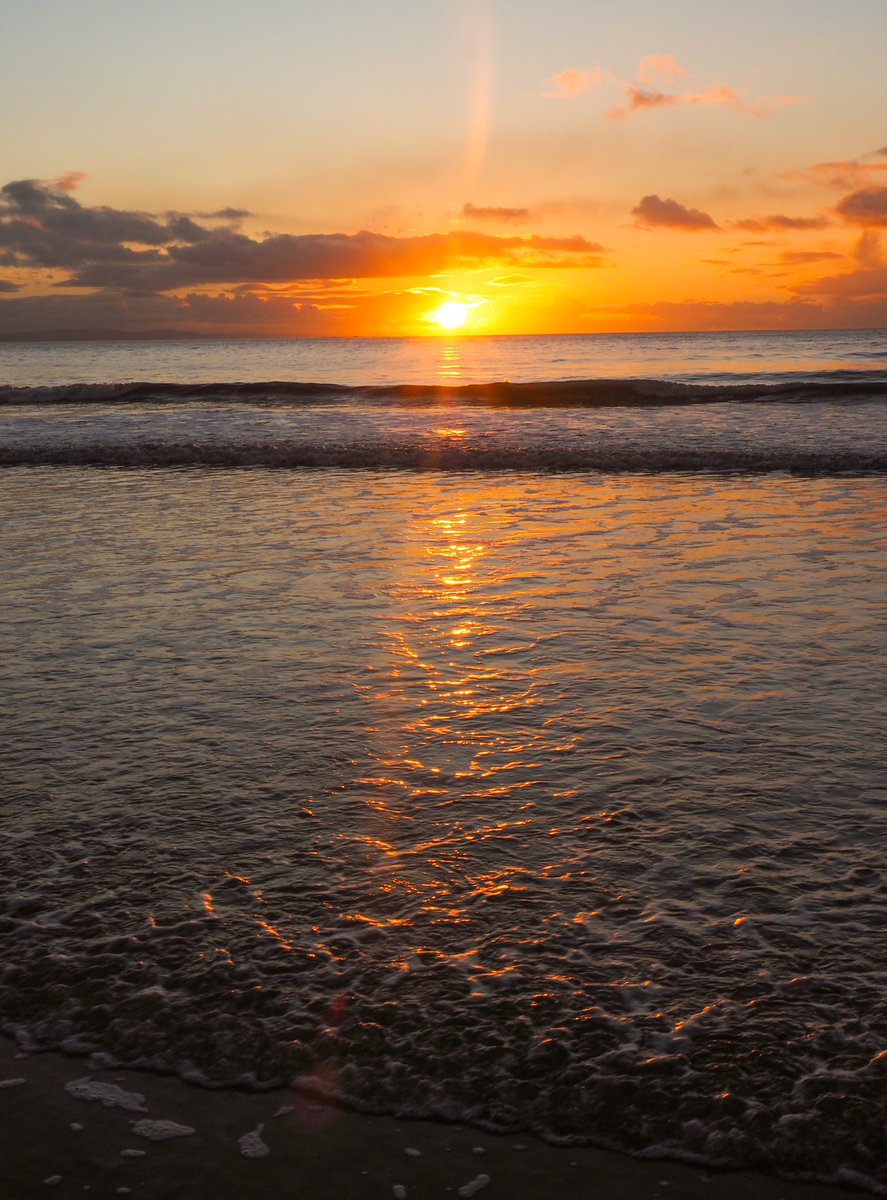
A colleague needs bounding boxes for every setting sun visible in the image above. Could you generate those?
[433,301,470,331]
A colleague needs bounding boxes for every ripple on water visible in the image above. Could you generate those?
[0,468,885,1188]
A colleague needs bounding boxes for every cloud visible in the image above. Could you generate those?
[0,176,605,293]
[459,196,612,229]
[610,83,801,121]
[836,186,887,227]
[637,55,684,86]
[0,286,342,338]
[854,231,883,267]
[0,279,20,292]
[54,171,89,193]
[65,230,605,290]
[777,250,842,264]
[541,55,802,120]
[590,297,846,331]
[488,273,534,286]
[793,267,887,298]
[0,179,252,278]
[462,202,531,224]
[729,213,830,232]
[612,86,681,116]
[779,155,887,191]
[632,194,719,231]
[0,177,197,270]
[196,207,252,220]
[542,68,606,98]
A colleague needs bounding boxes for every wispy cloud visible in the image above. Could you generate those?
[488,274,534,286]
[631,194,719,231]
[854,230,884,267]
[589,297,828,330]
[542,55,802,120]
[542,67,608,98]
[778,152,887,191]
[54,171,89,194]
[777,250,842,264]
[610,82,801,121]
[462,202,531,224]
[729,213,831,232]
[793,267,887,299]
[637,55,684,87]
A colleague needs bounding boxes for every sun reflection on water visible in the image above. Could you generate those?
[436,338,463,381]
[338,485,575,987]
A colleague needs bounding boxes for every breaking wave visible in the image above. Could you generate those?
[2,370,887,410]
[2,371,885,475]
[2,440,885,474]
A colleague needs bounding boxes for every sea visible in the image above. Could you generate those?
[1,329,885,1190]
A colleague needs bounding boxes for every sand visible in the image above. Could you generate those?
[0,1038,866,1200]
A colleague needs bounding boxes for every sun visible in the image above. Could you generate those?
[433,300,470,331]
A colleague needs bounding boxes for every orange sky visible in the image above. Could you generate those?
[1,0,886,337]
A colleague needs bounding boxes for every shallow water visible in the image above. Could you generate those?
[1,467,885,1187]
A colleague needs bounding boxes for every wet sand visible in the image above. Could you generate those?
[0,1039,865,1200]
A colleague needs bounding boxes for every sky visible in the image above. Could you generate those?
[1,0,887,337]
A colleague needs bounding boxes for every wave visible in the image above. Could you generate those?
[2,440,885,474]
[2,371,887,409]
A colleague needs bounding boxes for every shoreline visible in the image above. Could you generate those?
[0,1038,870,1200]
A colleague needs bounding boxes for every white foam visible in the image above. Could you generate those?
[132,1119,195,1141]
[272,1104,295,1118]
[0,1077,26,1088]
[120,1149,147,1158]
[43,1177,62,1186]
[393,1187,407,1199]
[70,1123,83,1132]
[405,1147,422,1157]
[65,1078,146,1112]
[239,1123,270,1159]
[458,1174,490,1197]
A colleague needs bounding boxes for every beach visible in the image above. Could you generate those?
[0,1038,868,1199]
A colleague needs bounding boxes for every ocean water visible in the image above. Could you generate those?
[1,331,886,1190]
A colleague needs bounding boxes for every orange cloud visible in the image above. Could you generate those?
[632,194,719,231]
[793,267,887,299]
[637,55,684,86]
[777,250,842,264]
[612,86,681,116]
[53,171,89,193]
[729,213,831,232]
[589,298,829,331]
[540,55,802,120]
[778,155,887,191]
[854,230,883,267]
[610,83,801,120]
[836,186,887,227]
[542,68,606,98]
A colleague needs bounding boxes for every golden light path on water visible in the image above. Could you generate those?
[352,498,555,988]
[0,465,885,1183]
